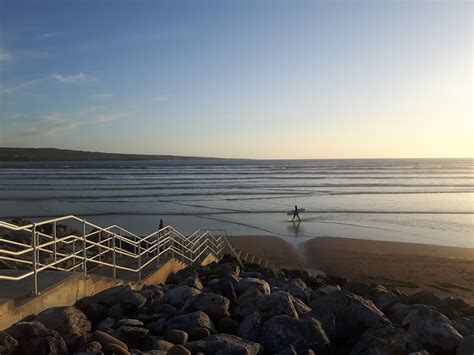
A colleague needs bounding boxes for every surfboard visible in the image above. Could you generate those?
[286,208,305,216]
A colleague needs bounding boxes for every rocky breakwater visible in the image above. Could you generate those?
[1,255,474,354]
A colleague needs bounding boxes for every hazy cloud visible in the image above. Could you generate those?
[0,51,12,62]
[52,72,93,83]
[37,32,60,40]
[0,79,43,95]
[90,93,113,99]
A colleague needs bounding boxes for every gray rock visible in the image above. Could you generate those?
[310,291,390,341]
[213,262,241,277]
[168,344,192,355]
[217,317,240,335]
[457,335,474,355]
[79,341,102,352]
[102,343,130,355]
[312,285,341,299]
[455,316,474,335]
[373,291,401,312]
[342,282,374,298]
[187,334,262,354]
[287,292,311,316]
[405,291,442,307]
[34,306,91,338]
[0,331,18,355]
[402,308,463,353]
[350,325,421,354]
[96,317,115,332]
[235,291,299,320]
[75,296,109,325]
[167,329,188,345]
[115,318,144,328]
[181,292,231,319]
[386,303,433,325]
[166,311,216,333]
[187,327,211,341]
[91,329,128,350]
[237,287,264,304]
[235,278,271,295]
[238,312,262,341]
[92,285,147,312]
[259,315,330,353]
[108,303,125,319]
[6,321,67,355]
[179,275,204,290]
[164,286,201,308]
[113,326,149,349]
[269,277,311,303]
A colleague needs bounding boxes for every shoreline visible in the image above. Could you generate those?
[229,235,474,304]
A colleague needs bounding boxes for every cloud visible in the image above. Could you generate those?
[37,32,60,40]
[0,51,12,62]
[151,95,169,102]
[52,72,94,83]
[0,79,43,95]
[90,93,113,99]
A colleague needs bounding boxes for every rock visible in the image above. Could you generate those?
[310,291,390,341]
[235,278,271,295]
[259,315,330,353]
[373,291,401,312]
[164,286,201,308]
[149,303,179,319]
[179,275,204,290]
[437,302,460,320]
[96,317,115,332]
[287,292,311,316]
[115,318,144,328]
[444,297,471,312]
[235,291,299,320]
[269,277,311,303]
[187,327,211,341]
[113,326,149,349]
[455,316,474,335]
[342,282,375,298]
[167,329,188,345]
[237,287,264,304]
[324,275,347,287]
[217,317,240,335]
[91,330,129,350]
[312,285,341,299]
[102,343,130,355]
[405,291,442,307]
[34,306,91,338]
[108,303,125,319]
[166,311,216,333]
[92,285,147,312]
[350,325,421,354]
[168,344,192,355]
[0,331,18,355]
[238,312,262,341]
[457,335,474,355]
[75,297,109,326]
[154,339,174,351]
[187,334,262,354]
[402,308,463,353]
[213,262,241,277]
[386,303,433,325]
[79,341,102,352]
[181,292,231,319]
[6,321,67,355]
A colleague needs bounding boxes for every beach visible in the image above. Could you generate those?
[231,235,474,304]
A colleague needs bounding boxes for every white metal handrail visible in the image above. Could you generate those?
[0,215,232,295]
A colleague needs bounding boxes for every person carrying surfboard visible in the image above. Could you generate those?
[292,205,301,222]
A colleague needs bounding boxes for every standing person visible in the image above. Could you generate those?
[292,205,301,222]
[158,219,164,235]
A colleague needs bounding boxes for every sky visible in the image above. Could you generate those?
[0,0,472,159]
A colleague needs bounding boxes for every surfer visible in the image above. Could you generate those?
[292,205,301,222]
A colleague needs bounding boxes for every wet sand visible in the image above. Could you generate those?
[228,235,474,304]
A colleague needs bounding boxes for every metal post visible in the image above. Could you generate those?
[251,255,255,263]
[156,232,160,268]
[32,224,38,296]
[72,236,76,271]
[118,230,122,251]
[112,233,117,279]
[138,246,142,282]
[53,221,57,263]
[98,230,102,263]
[82,220,87,277]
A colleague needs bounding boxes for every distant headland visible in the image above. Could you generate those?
[0,147,223,161]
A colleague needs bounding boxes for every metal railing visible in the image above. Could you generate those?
[0,215,229,295]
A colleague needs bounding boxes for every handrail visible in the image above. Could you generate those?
[0,215,237,296]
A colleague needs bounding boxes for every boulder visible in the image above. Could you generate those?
[269,277,311,303]
[108,303,125,319]
[96,317,115,332]
[386,303,433,325]
[187,334,262,354]
[166,329,188,345]
[238,312,262,341]
[6,321,67,355]
[75,297,109,325]
[405,291,442,307]
[102,343,130,355]
[402,308,463,353]
[235,291,299,320]
[166,311,216,333]
[187,327,211,341]
[168,344,192,355]
[259,315,330,353]
[115,318,144,327]
[235,278,271,295]
[92,285,147,312]
[237,287,264,304]
[179,275,204,290]
[373,291,401,312]
[34,306,91,338]
[181,292,231,319]
[312,285,341,299]
[164,286,201,308]
[91,330,128,350]
[350,325,421,354]
[310,291,390,341]
[213,262,241,277]
[342,282,375,298]
[454,316,474,335]
[217,317,240,335]
[457,335,474,355]
[113,326,149,349]
[78,341,102,353]
[0,331,18,355]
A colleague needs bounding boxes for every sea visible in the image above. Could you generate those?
[0,158,472,250]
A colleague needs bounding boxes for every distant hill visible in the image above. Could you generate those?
[0,148,222,161]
